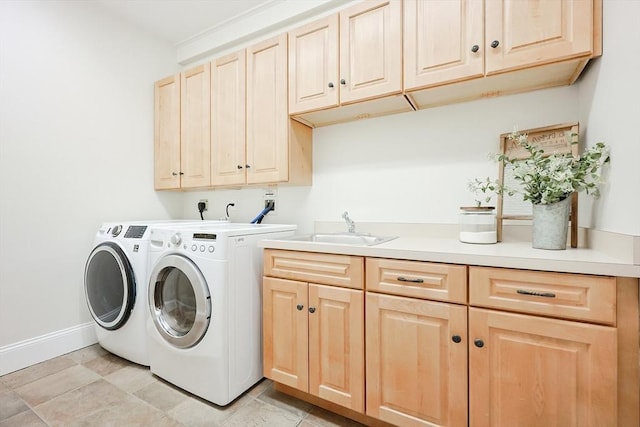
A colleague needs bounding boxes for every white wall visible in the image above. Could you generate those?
[0,1,182,349]
[578,0,640,235]
[184,0,640,237]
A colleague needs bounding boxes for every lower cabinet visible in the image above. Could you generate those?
[469,308,617,426]
[263,251,634,427]
[262,250,365,412]
[366,292,468,426]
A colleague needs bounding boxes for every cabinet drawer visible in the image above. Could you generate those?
[264,249,364,289]
[366,258,467,303]
[469,267,616,325]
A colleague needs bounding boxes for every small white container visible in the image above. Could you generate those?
[459,206,497,244]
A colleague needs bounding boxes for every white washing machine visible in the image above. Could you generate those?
[83,220,226,366]
[146,223,296,405]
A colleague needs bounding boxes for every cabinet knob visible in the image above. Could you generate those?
[452,335,462,343]
[296,304,304,311]
[171,172,184,176]
[308,307,316,314]
[328,82,334,88]
[490,40,500,48]
[340,79,346,85]
[237,165,243,169]
[471,44,479,53]
[245,164,251,169]
[474,339,485,348]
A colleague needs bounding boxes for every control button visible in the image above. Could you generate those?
[200,245,205,252]
[208,246,214,253]
[111,225,123,237]
[191,244,197,252]
[170,233,182,246]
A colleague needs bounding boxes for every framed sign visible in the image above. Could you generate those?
[496,122,580,247]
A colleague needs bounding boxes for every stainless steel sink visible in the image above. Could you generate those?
[290,232,397,246]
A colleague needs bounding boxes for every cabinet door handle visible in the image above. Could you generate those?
[452,335,462,343]
[397,277,424,283]
[237,165,243,169]
[308,307,316,314]
[490,40,500,48]
[516,289,556,298]
[171,172,184,176]
[471,44,479,53]
[474,339,485,348]
[340,79,346,85]
[328,82,334,88]
[245,164,251,169]
[296,304,304,311]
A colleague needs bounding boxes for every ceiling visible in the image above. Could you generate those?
[95,0,275,45]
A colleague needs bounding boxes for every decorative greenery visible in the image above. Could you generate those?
[497,131,610,205]
[467,177,502,207]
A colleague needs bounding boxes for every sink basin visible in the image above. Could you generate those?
[290,233,397,246]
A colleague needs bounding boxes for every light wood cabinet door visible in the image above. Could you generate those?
[246,34,289,184]
[485,0,594,75]
[366,292,468,427]
[309,284,364,412]
[154,74,181,190]
[339,0,402,104]
[288,15,339,114]
[263,277,309,391]
[404,0,484,90]
[211,50,246,186]
[180,64,211,188]
[469,307,617,426]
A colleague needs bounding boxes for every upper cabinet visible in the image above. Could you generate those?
[405,0,602,109]
[288,0,411,127]
[211,50,246,187]
[247,34,312,186]
[154,64,211,190]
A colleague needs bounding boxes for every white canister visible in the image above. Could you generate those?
[459,206,497,244]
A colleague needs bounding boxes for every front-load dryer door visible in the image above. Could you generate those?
[84,242,135,330]
[148,254,211,349]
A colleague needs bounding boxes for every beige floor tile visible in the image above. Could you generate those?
[15,364,100,406]
[33,379,131,426]
[0,389,29,421]
[1,356,76,389]
[256,382,314,419]
[134,378,190,412]
[82,352,131,376]
[0,410,47,427]
[66,398,183,427]
[222,399,302,427]
[104,363,157,393]
[246,378,272,398]
[301,407,366,427]
[65,343,108,364]
[168,392,252,427]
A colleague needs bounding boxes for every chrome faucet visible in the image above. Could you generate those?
[342,211,355,233]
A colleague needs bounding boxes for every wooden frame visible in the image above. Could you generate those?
[496,123,579,247]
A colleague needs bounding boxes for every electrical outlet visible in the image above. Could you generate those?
[263,188,277,214]
[198,199,208,211]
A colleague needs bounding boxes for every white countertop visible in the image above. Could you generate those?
[259,235,640,278]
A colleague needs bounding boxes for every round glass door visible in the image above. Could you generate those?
[84,242,135,330]
[148,254,211,349]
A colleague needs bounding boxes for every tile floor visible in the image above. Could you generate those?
[0,345,365,427]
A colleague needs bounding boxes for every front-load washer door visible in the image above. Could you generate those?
[148,254,211,349]
[84,242,135,330]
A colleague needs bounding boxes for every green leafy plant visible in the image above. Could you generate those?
[467,177,501,207]
[497,131,610,205]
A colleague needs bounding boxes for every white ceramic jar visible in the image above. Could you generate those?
[459,206,497,244]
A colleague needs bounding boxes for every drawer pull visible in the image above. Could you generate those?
[397,277,424,283]
[517,289,556,298]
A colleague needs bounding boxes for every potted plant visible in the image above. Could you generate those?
[497,130,610,249]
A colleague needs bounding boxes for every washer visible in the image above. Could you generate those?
[146,223,296,405]
[84,220,226,366]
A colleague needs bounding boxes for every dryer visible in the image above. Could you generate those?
[146,223,296,405]
[83,220,226,366]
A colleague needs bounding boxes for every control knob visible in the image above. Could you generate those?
[111,224,123,237]
[170,233,182,246]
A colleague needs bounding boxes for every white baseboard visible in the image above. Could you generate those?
[0,322,97,376]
